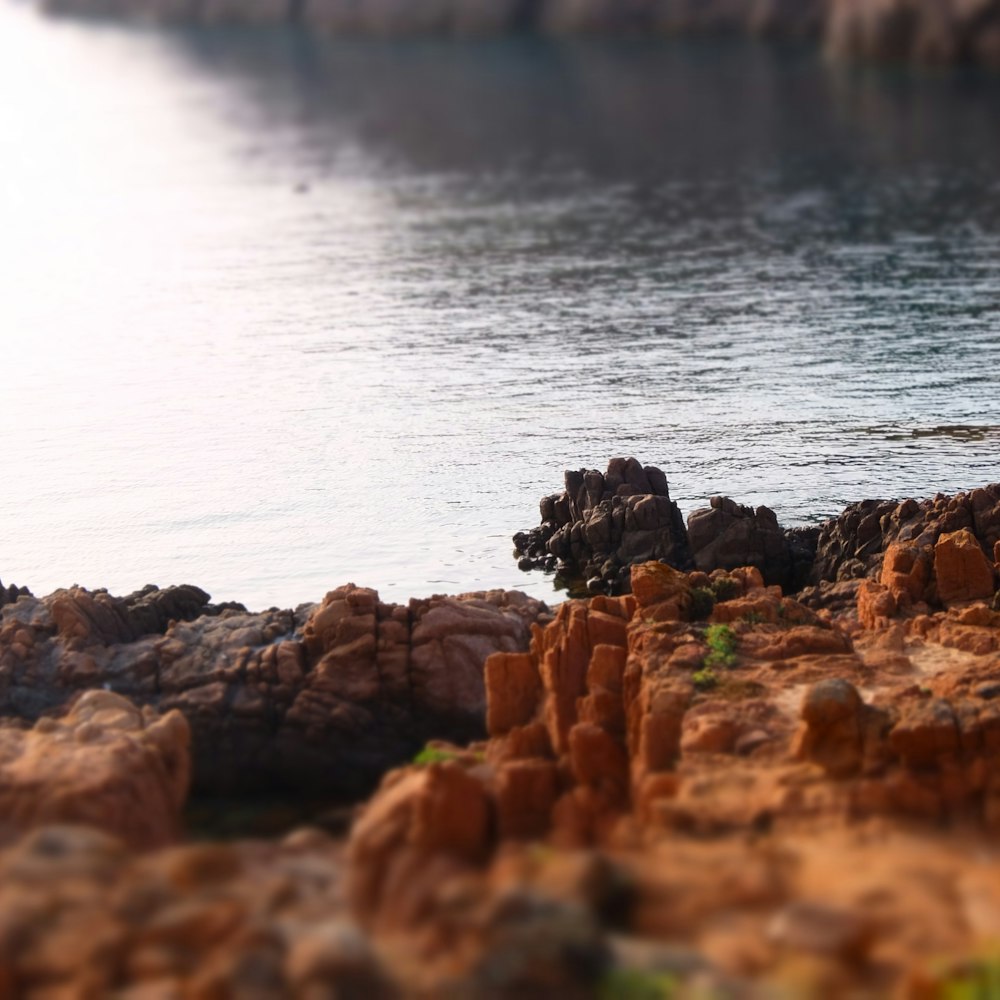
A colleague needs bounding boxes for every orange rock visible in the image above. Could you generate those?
[633,772,681,824]
[568,722,629,805]
[577,685,626,735]
[742,625,852,662]
[934,529,996,605]
[633,686,690,778]
[0,691,190,849]
[585,610,628,649]
[410,763,491,861]
[795,678,865,778]
[485,652,541,736]
[681,709,740,756]
[729,566,766,593]
[488,720,553,764]
[630,562,691,615]
[711,595,782,624]
[347,762,492,932]
[881,541,932,605]
[495,759,559,839]
[539,603,594,753]
[857,579,897,630]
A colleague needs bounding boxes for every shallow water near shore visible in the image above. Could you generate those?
[1,2,999,609]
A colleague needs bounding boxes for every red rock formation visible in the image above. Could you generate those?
[3,555,1000,996]
[934,528,996,605]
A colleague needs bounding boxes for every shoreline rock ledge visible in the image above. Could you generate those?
[0,580,550,797]
[513,458,1000,599]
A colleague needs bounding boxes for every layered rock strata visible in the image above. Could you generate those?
[0,582,549,796]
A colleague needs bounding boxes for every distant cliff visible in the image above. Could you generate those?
[39,0,1000,66]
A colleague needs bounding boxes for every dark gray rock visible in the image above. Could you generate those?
[686,496,815,592]
[513,458,692,595]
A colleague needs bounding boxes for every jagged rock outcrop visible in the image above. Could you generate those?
[340,558,1000,995]
[515,465,1000,605]
[0,581,548,796]
[3,554,1000,996]
[0,578,31,612]
[811,484,1000,590]
[0,690,190,849]
[513,457,692,595]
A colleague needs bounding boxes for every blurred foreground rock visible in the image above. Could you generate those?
[1,540,1000,994]
[341,550,1000,996]
[0,690,190,849]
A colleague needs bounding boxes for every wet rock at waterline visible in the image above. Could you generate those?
[512,457,692,595]
[514,461,1000,601]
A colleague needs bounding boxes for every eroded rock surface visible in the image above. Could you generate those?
[343,552,1000,996]
[0,582,549,795]
[515,463,1000,607]
[2,545,1000,996]
[687,495,817,592]
[811,484,1000,591]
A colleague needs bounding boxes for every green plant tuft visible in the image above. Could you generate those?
[703,624,738,670]
[940,958,1000,1000]
[599,968,679,1000]
[412,745,458,766]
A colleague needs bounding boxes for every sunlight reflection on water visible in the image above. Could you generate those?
[1,4,999,608]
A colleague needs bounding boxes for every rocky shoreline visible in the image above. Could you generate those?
[2,471,1000,995]
[514,457,1000,600]
[31,0,1000,67]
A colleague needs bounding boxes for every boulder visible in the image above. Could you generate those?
[687,496,814,591]
[0,691,190,849]
[934,529,996,605]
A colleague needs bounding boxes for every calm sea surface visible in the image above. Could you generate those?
[1,2,999,609]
